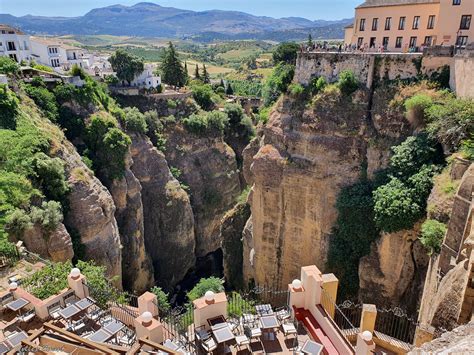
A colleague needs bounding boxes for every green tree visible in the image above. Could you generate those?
[150,286,171,312]
[337,70,359,96]
[32,153,70,203]
[0,84,19,130]
[0,57,20,75]
[109,49,144,86]
[187,277,224,301]
[160,42,187,88]
[202,64,210,84]
[272,42,299,65]
[122,107,147,134]
[23,83,59,122]
[30,201,63,231]
[194,64,200,80]
[307,34,314,48]
[420,219,446,255]
[226,82,234,95]
[262,63,295,106]
[191,84,214,111]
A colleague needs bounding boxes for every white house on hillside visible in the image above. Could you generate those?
[0,24,32,62]
[120,63,161,89]
[30,37,89,72]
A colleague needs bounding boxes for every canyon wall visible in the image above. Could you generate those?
[242,82,413,289]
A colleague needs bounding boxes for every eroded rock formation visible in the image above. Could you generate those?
[129,133,196,290]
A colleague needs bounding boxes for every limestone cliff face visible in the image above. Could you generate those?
[49,115,123,283]
[17,223,73,262]
[243,85,412,288]
[358,223,429,312]
[129,133,196,290]
[110,152,154,293]
[418,163,474,331]
[164,126,241,257]
[221,202,251,290]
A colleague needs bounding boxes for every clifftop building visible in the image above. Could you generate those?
[345,0,473,51]
[0,25,32,63]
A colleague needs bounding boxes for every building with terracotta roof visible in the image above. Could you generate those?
[0,24,32,62]
[344,0,473,51]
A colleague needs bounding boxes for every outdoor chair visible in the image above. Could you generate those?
[244,325,262,343]
[228,319,239,333]
[18,310,35,323]
[282,322,298,339]
[201,337,217,354]
[235,334,250,351]
[275,306,291,322]
[242,313,256,327]
[195,326,210,343]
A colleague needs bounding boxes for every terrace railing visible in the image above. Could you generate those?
[374,306,418,344]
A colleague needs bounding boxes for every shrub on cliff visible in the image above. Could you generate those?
[404,94,433,121]
[288,83,305,98]
[30,201,63,231]
[23,82,59,122]
[272,42,299,65]
[191,83,214,111]
[262,62,295,106]
[0,84,20,130]
[310,76,327,94]
[420,219,446,255]
[32,152,70,204]
[425,95,474,152]
[337,70,359,96]
[187,277,224,301]
[0,57,19,75]
[151,286,171,312]
[123,107,147,134]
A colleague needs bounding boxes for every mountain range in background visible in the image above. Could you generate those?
[0,2,352,42]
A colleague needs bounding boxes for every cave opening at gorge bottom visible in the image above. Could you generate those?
[169,248,224,306]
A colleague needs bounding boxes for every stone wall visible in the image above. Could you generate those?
[450,49,474,99]
[295,52,452,87]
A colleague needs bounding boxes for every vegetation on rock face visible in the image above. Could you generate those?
[190,83,214,111]
[0,57,20,75]
[183,111,229,135]
[420,219,447,255]
[23,79,59,122]
[151,286,171,312]
[0,84,20,130]
[109,49,144,85]
[337,70,359,96]
[122,107,148,134]
[373,134,443,233]
[262,62,295,106]
[187,277,224,301]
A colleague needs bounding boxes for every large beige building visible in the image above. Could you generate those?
[345,0,473,51]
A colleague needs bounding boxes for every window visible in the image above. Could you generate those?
[357,37,364,47]
[413,16,420,29]
[409,36,417,48]
[424,36,433,46]
[7,41,16,51]
[456,36,469,46]
[460,15,471,30]
[427,15,436,29]
[453,0,461,5]
[399,17,406,30]
[370,37,376,48]
[48,47,58,54]
[23,40,29,50]
[372,18,379,31]
[359,18,366,31]
[385,17,392,30]
[395,37,403,48]
[51,58,60,67]
[383,37,389,49]
[9,54,18,62]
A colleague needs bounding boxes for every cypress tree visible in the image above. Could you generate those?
[194,64,200,79]
[159,42,187,89]
[202,64,210,84]
[226,82,234,95]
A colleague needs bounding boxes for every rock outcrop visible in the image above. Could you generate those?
[418,163,474,331]
[110,153,154,293]
[358,223,429,312]
[221,202,251,290]
[164,126,241,257]
[129,133,196,290]
[17,223,74,262]
[243,84,412,288]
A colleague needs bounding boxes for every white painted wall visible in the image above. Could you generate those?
[0,29,32,62]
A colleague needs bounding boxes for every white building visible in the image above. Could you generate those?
[30,37,89,72]
[0,24,32,62]
[127,63,161,89]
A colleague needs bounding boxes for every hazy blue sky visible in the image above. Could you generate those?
[0,0,360,20]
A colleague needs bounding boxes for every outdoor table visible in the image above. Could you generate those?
[301,339,324,354]
[104,320,125,336]
[5,331,27,348]
[5,298,29,313]
[0,342,9,354]
[212,324,234,354]
[88,329,113,343]
[208,315,226,327]
[255,304,273,316]
[163,339,180,350]
[58,304,81,319]
[259,315,280,341]
[75,297,94,310]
